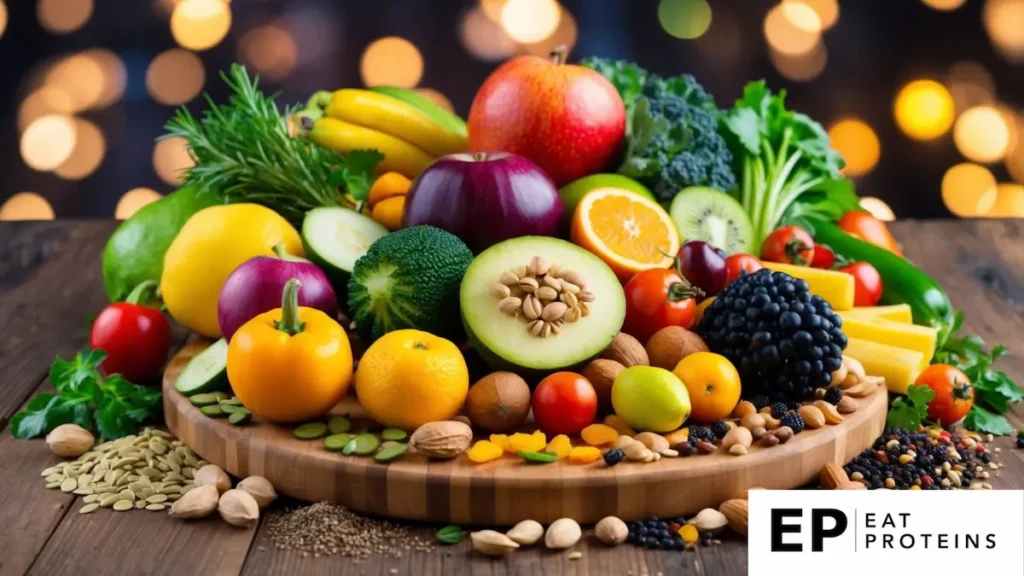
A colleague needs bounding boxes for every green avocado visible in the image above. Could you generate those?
[102,185,222,302]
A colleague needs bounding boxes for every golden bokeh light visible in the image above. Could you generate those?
[828,118,881,177]
[922,0,968,10]
[0,1,8,38]
[86,49,128,109]
[153,137,195,186]
[769,43,828,82]
[55,119,105,180]
[0,193,55,221]
[1005,111,1024,184]
[45,54,105,112]
[984,0,1024,59]
[764,2,821,56]
[480,0,506,21]
[360,37,424,88]
[116,188,164,220]
[147,49,205,106]
[894,80,955,140]
[942,163,998,216]
[986,183,1024,217]
[522,5,577,56]
[954,106,1011,163]
[171,0,232,51]
[501,0,561,44]
[784,0,838,30]
[658,0,713,40]
[859,197,896,222]
[21,115,77,172]
[18,86,73,132]
[461,7,519,61]
[414,89,455,113]
[38,0,93,34]
[239,24,298,81]
[947,61,995,113]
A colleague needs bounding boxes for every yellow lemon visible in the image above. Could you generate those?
[161,204,302,338]
[355,329,469,430]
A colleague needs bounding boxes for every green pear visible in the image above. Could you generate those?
[611,366,692,432]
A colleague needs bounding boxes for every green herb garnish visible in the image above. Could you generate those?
[12,350,162,440]
[435,525,465,545]
[886,384,935,431]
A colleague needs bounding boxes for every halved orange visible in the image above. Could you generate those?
[570,187,680,282]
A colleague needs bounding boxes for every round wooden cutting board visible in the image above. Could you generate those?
[163,338,887,525]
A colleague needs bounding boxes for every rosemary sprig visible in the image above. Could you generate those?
[163,64,382,225]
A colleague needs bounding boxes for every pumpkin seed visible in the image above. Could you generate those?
[72,487,94,496]
[134,500,147,509]
[327,416,351,434]
[145,504,166,511]
[324,433,355,452]
[99,494,121,507]
[343,433,380,456]
[113,500,134,511]
[221,396,243,406]
[228,410,252,426]
[41,466,60,477]
[138,488,154,500]
[373,443,408,463]
[158,486,181,495]
[146,494,168,504]
[380,428,407,442]
[293,422,328,439]
[518,450,558,464]
[79,503,99,514]
[149,442,167,455]
[60,478,77,492]
[219,403,247,415]
[189,393,222,407]
[45,482,62,489]
[118,489,136,502]
[83,494,99,504]
[200,405,225,418]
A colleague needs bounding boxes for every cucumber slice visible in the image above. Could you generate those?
[174,338,229,396]
[301,207,388,289]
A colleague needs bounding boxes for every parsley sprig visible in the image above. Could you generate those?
[11,350,162,440]
[887,385,936,431]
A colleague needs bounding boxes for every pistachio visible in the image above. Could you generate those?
[194,464,231,494]
[471,530,519,557]
[542,275,562,290]
[499,271,519,286]
[529,319,545,337]
[506,519,544,545]
[489,282,511,299]
[545,518,582,549]
[46,424,95,457]
[536,286,558,302]
[498,297,522,315]
[169,484,220,519]
[578,290,596,303]
[559,270,586,288]
[541,302,568,322]
[518,277,539,293]
[529,256,550,277]
[595,516,629,545]
[237,476,278,509]
[218,489,259,528]
[409,421,472,459]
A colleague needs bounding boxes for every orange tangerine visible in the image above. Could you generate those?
[570,187,680,282]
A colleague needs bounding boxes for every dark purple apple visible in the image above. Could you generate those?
[217,245,337,341]
[679,240,727,297]
[402,152,563,253]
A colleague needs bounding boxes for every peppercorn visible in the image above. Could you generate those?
[603,448,625,466]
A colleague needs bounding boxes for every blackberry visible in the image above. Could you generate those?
[1016,436,1024,449]
[749,394,772,409]
[710,420,730,440]
[699,269,846,402]
[824,387,843,405]
[688,425,716,443]
[603,448,625,466]
[770,402,790,418]
[780,411,805,433]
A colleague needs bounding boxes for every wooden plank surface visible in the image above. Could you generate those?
[0,220,1022,576]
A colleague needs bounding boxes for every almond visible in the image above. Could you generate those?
[819,462,849,490]
[595,516,629,545]
[813,400,844,425]
[471,530,520,556]
[46,424,95,457]
[797,405,826,429]
[844,382,876,398]
[722,427,752,450]
[690,508,728,533]
[633,432,669,452]
[718,499,748,535]
[836,481,867,490]
[545,518,582,549]
[836,395,858,414]
[409,421,473,459]
[506,519,544,545]
[601,332,649,367]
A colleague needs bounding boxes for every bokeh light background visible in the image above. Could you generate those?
[2,0,1024,222]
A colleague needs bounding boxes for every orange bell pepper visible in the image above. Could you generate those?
[226,279,353,423]
[837,210,903,257]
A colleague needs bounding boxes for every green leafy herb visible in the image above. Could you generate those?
[435,525,465,545]
[11,350,162,440]
[719,81,850,251]
[932,311,1024,434]
[164,64,382,226]
[887,384,935,431]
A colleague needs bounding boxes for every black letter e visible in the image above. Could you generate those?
[771,509,802,552]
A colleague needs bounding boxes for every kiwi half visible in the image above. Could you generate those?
[669,187,754,254]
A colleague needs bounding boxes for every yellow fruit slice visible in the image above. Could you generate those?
[570,188,680,282]
[762,262,855,310]
[838,304,913,324]
[309,117,435,179]
[839,317,937,369]
[325,89,467,157]
[844,337,924,395]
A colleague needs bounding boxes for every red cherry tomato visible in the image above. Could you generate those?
[623,268,699,344]
[915,364,974,426]
[89,281,172,382]
[811,244,836,269]
[761,226,815,266]
[837,261,883,306]
[724,253,763,286]
[531,372,598,435]
[838,211,903,256]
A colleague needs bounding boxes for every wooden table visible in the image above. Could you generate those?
[1,220,1022,576]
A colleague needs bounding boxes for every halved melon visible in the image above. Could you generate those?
[460,237,626,379]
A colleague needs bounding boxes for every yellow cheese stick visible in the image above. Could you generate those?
[762,262,855,310]
[838,304,913,324]
[844,337,924,395]
[839,317,937,370]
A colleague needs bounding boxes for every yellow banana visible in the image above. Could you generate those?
[324,89,467,157]
[309,117,435,179]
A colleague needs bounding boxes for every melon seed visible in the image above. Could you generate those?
[113,500,134,512]
[324,433,355,452]
[145,504,166,511]
[381,428,407,442]
[373,443,408,463]
[79,503,99,514]
[293,422,328,440]
[327,416,351,434]
[200,405,225,418]
[343,433,380,456]
[518,450,558,464]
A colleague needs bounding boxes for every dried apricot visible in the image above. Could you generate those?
[602,414,636,437]
[568,446,602,464]
[679,523,699,544]
[489,434,510,452]
[581,424,619,446]
[665,428,689,447]
[508,431,546,453]
[467,440,504,463]
[545,434,572,459]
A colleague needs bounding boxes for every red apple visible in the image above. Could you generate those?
[467,49,626,187]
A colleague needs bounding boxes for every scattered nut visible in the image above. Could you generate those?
[813,400,843,425]
[624,441,650,461]
[740,413,766,430]
[819,462,849,490]
[602,332,649,367]
[236,476,277,509]
[762,414,781,430]
[217,488,259,528]
[506,519,544,545]
[718,499,748,535]
[471,530,519,556]
[760,432,780,447]
[194,465,231,495]
[729,445,748,456]
[169,484,219,520]
[733,401,756,419]
[595,516,629,545]
[633,432,670,452]
[773,426,794,444]
[836,395,858,414]
[409,421,473,459]
[690,508,728,533]
[722,427,752,450]
[695,440,717,454]
[798,405,826,429]
[45,424,95,457]
[545,518,582,549]
[750,426,767,440]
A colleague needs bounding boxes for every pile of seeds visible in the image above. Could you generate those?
[264,502,434,560]
[842,428,1002,490]
[41,427,205,514]
[490,256,596,338]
